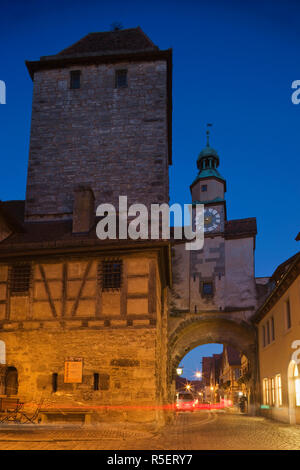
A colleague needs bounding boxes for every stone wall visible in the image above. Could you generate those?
[1,327,158,422]
[25,60,169,220]
[0,252,168,422]
[171,235,257,314]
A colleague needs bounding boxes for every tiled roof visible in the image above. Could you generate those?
[55,27,158,58]
[0,200,171,254]
[253,251,300,323]
[271,251,299,283]
[225,217,257,237]
[0,200,25,232]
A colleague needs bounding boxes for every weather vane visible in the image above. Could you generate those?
[206,123,213,146]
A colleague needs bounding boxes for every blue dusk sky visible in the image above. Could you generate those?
[0,0,299,376]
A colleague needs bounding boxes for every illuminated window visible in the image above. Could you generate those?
[271,378,275,405]
[275,374,282,406]
[263,378,269,405]
[294,365,300,407]
[70,70,81,89]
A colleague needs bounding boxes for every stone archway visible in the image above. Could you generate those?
[287,360,300,425]
[168,314,258,415]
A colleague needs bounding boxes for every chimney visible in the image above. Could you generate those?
[72,186,95,234]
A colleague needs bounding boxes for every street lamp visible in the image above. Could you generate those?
[195,371,202,379]
[176,366,183,376]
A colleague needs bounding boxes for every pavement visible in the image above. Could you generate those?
[0,409,299,450]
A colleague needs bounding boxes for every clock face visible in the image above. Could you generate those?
[195,208,221,233]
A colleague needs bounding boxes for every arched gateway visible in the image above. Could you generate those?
[167,314,258,414]
[168,130,261,416]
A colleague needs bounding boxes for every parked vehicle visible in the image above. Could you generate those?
[175,392,198,412]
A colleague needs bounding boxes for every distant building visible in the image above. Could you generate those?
[253,251,300,424]
[201,353,222,403]
[218,346,243,404]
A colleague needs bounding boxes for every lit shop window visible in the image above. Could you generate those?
[275,374,282,406]
[271,378,275,405]
[263,378,269,405]
[294,365,300,407]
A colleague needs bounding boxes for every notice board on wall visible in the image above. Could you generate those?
[64,358,83,383]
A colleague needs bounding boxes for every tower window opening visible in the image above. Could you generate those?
[115,69,128,88]
[201,185,207,192]
[202,281,213,296]
[70,70,81,89]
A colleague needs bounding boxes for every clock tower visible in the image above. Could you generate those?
[191,128,226,234]
[171,127,257,316]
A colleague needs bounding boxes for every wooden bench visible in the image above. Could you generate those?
[39,408,92,425]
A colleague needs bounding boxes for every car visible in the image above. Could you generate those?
[175,392,198,412]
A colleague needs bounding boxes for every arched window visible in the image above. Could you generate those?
[294,364,300,406]
[0,341,5,364]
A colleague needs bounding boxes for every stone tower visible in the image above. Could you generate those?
[25,27,172,221]
[0,28,172,424]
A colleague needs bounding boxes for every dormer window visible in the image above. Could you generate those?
[70,70,81,89]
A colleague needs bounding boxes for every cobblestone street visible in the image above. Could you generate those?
[0,410,299,450]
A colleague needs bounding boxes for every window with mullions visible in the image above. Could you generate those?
[99,260,122,290]
[9,264,32,296]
